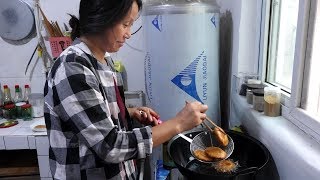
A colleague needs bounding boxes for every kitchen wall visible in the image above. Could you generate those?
[0,0,79,95]
[0,0,259,95]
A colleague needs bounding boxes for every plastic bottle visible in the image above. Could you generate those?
[3,85,12,105]
[0,83,3,118]
[23,84,31,103]
[14,85,23,103]
[0,82,3,106]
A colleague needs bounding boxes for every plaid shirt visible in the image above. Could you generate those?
[44,40,153,180]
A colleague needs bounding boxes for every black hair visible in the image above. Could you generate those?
[69,0,142,40]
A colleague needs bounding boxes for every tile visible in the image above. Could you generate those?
[38,155,52,178]
[28,136,36,149]
[4,136,29,149]
[36,136,49,155]
[0,136,4,149]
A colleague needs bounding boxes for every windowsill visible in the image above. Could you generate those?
[231,93,320,179]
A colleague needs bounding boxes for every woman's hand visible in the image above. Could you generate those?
[128,107,160,126]
[175,101,208,133]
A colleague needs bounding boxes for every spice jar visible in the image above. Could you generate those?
[246,89,254,104]
[264,87,281,117]
[21,104,32,120]
[15,102,26,119]
[252,89,264,112]
[0,105,3,118]
[246,84,265,105]
[3,104,16,119]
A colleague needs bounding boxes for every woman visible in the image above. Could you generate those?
[44,0,208,179]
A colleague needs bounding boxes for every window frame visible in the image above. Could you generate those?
[261,0,320,143]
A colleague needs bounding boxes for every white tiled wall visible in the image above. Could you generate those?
[38,155,51,178]
[36,136,51,178]
[28,136,36,149]
[36,136,49,155]
[0,136,5,149]
[4,136,30,149]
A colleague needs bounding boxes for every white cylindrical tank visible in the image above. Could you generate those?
[143,0,221,124]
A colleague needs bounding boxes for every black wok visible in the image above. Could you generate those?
[167,129,279,180]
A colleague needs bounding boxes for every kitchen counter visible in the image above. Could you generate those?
[0,117,52,180]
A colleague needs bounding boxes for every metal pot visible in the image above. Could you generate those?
[0,0,36,45]
[167,129,279,180]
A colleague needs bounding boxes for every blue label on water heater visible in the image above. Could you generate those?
[152,15,162,32]
[171,51,207,103]
[211,15,216,28]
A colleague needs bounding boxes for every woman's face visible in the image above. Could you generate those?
[104,1,139,52]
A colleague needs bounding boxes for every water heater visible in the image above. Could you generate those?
[143,0,221,124]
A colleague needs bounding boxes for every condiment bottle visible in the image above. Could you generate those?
[21,104,32,120]
[14,85,23,103]
[3,104,16,119]
[0,82,3,106]
[23,84,31,103]
[3,85,12,105]
[264,87,281,117]
[0,84,3,118]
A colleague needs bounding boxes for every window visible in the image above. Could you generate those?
[266,0,300,91]
[263,0,320,141]
[301,1,320,118]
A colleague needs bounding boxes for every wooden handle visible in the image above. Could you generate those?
[205,117,226,135]
[204,117,219,128]
[38,6,55,37]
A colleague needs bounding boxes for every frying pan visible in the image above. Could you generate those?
[167,129,279,180]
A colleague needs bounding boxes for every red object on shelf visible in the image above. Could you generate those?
[49,37,72,58]
[0,121,19,128]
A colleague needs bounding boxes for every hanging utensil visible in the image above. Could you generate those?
[25,44,39,75]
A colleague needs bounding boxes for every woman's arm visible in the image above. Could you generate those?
[151,102,208,146]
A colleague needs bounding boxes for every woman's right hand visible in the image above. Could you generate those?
[175,101,208,133]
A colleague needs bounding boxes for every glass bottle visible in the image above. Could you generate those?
[0,82,2,106]
[0,83,3,118]
[3,85,12,105]
[23,84,31,103]
[14,85,23,103]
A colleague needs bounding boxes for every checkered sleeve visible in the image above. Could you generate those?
[52,55,153,163]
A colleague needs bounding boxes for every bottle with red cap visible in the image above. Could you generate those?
[23,84,31,104]
[14,85,23,103]
[0,83,3,118]
[3,85,12,105]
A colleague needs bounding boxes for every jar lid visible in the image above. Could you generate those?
[15,102,26,106]
[4,104,15,109]
[21,104,32,109]
[246,83,265,90]
[252,89,264,96]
